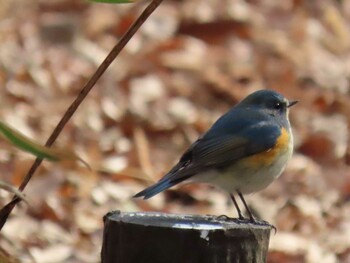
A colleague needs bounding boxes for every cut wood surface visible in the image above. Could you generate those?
[102,211,272,263]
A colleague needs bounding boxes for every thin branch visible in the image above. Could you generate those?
[0,0,164,231]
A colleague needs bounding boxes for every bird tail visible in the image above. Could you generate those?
[133,180,174,199]
[133,174,191,199]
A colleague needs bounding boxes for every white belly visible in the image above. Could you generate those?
[192,140,293,194]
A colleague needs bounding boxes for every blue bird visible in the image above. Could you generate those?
[134,90,297,221]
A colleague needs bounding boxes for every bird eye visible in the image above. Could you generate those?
[274,102,282,109]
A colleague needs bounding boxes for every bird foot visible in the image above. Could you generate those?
[253,220,277,234]
[216,214,234,221]
[215,214,246,221]
[215,215,277,233]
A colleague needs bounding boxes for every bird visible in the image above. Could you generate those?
[134,89,298,222]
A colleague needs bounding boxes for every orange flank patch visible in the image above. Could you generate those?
[242,127,290,167]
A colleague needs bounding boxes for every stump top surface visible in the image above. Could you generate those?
[106,211,272,231]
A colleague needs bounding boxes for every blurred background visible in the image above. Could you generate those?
[0,0,350,262]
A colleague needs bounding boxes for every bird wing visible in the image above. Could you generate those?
[168,121,280,177]
[134,121,281,199]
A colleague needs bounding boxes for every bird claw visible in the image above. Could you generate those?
[215,214,247,222]
[215,215,277,233]
[216,214,233,220]
[215,214,246,221]
[267,223,277,234]
[254,220,277,234]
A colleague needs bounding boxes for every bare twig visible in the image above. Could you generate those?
[0,0,164,231]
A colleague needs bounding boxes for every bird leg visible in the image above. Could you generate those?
[230,193,244,220]
[237,191,256,222]
[236,191,278,232]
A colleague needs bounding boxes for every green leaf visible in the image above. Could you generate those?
[0,121,57,161]
[0,121,90,168]
[87,0,136,3]
[0,180,28,204]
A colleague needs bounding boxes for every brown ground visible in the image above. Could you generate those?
[0,0,350,262]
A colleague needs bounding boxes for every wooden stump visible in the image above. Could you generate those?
[101,211,272,263]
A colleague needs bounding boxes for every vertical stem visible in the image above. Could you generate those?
[0,0,164,231]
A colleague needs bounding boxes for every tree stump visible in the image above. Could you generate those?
[101,211,272,263]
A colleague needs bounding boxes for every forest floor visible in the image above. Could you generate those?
[0,0,350,262]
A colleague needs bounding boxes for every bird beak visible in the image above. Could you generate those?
[288,100,298,108]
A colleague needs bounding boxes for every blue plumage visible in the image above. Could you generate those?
[134,90,294,200]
